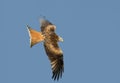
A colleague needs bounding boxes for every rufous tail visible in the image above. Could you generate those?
[27,25,45,47]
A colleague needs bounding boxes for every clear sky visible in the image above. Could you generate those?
[1,0,120,83]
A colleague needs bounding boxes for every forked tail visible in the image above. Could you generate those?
[27,25,44,47]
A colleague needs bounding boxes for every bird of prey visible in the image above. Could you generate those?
[26,19,64,81]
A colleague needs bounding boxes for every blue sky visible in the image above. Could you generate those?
[1,0,120,83]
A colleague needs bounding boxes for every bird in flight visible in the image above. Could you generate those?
[26,19,64,81]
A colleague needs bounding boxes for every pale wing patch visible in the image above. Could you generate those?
[49,44,63,55]
[58,36,63,42]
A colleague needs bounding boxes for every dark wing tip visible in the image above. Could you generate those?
[40,18,52,24]
[40,19,53,26]
[51,57,64,81]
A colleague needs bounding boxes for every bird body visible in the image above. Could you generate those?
[27,19,64,80]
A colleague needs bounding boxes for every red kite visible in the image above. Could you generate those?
[27,19,64,80]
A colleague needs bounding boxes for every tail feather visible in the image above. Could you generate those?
[27,25,44,47]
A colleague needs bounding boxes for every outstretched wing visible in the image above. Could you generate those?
[40,19,64,80]
[44,42,64,80]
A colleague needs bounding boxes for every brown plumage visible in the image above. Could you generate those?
[27,19,64,81]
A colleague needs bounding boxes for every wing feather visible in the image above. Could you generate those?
[44,43,64,81]
[41,19,64,80]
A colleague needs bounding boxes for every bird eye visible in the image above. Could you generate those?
[51,28,54,31]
